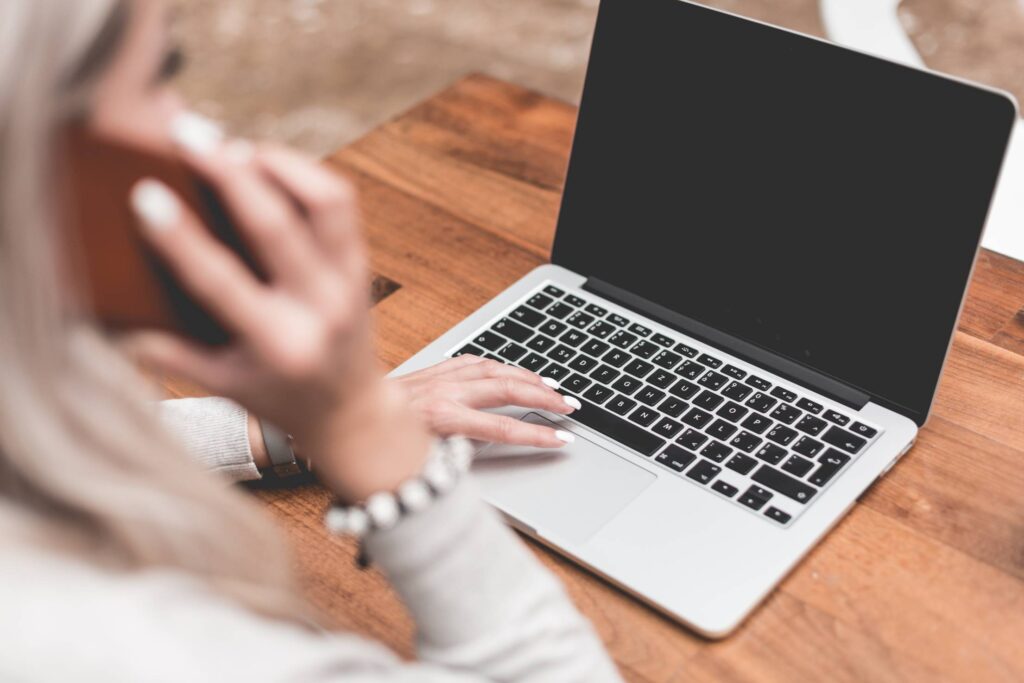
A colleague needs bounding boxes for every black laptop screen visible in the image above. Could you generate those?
[552,0,1015,423]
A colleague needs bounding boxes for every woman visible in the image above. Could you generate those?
[0,1,621,680]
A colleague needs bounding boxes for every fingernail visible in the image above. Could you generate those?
[541,377,560,389]
[555,430,575,443]
[225,139,255,165]
[564,396,582,411]
[131,179,179,231]
[171,111,224,156]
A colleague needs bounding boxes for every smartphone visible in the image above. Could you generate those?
[62,127,262,345]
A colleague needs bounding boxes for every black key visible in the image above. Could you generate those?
[764,507,792,524]
[726,453,758,475]
[693,390,724,410]
[498,343,527,362]
[609,331,638,349]
[453,343,484,358]
[628,406,660,427]
[547,344,576,363]
[770,403,802,425]
[526,293,554,311]
[547,302,574,319]
[697,370,728,391]
[770,386,797,403]
[564,373,592,393]
[755,443,788,465]
[674,342,699,358]
[570,398,665,456]
[729,431,762,453]
[564,294,586,307]
[585,303,608,317]
[722,381,753,402]
[559,329,587,347]
[686,460,721,485]
[741,413,773,434]
[653,417,684,439]
[675,428,708,451]
[677,360,707,380]
[607,395,636,415]
[745,392,777,413]
[738,485,772,511]
[809,449,851,486]
[543,284,564,297]
[658,397,688,418]
[608,313,629,327]
[629,323,652,337]
[567,311,595,330]
[752,466,817,503]
[850,421,878,439]
[582,384,614,405]
[647,369,676,389]
[655,445,695,472]
[712,480,739,497]
[795,415,827,436]
[782,454,814,477]
[588,321,616,339]
[697,353,722,369]
[652,350,682,370]
[624,358,654,378]
[707,419,738,440]
[539,363,570,381]
[539,320,567,337]
[568,355,599,373]
[637,386,667,406]
[669,378,700,400]
[591,364,621,385]
[792,436,825,458]
[745,375,772,391]
[474,330,507,351]
[821,426,867,454]
[700,440,733,462]
[766,425,798,446]
[651,333,674,347]
[492,318,533,343]
[796,397,823,414]
[682,407,714,429]
[722,364,747,380]
[632,340,660,359]
[611,375,642,395]
[823,409,850,426]
[527,335,556,353]
[581,339,610,357]
[509,305,545,327]
[716,401,749,423]
[602,349,630,367]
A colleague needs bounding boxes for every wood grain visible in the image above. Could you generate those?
[199,75,1023,682]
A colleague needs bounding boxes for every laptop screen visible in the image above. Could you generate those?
[552,0,1015,424]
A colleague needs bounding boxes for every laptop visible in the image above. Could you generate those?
[390,0,1017,636]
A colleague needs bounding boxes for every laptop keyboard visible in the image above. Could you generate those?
[448,282,883,527]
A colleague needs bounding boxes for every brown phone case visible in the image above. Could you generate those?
[63,128,261,345]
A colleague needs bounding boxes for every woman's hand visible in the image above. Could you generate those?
[392,355,580,448]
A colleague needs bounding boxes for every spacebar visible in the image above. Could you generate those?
[566,398,666,456]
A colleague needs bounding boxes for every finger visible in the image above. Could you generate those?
[424,357,554,388]
[452,378,580,415]
[118,330,233,393]
[444,406,576,448]
[130,179,266,333]
[394,354,487,382]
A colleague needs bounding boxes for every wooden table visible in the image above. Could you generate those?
[211,75,1024,682]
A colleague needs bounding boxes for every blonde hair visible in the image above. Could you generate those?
[0,0,302,619]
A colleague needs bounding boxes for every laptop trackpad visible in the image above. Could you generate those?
[473,413,656,544]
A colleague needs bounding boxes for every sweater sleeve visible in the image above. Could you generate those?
[158,398,261,482]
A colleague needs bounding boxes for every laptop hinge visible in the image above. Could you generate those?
[582,277,871,411]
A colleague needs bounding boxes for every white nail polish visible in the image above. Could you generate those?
[564,396,582,410]
[171,112,224,155]
[130,180,179,231]
[542,377,560,389]
[555,430,575,443]
[225,139,255,165]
